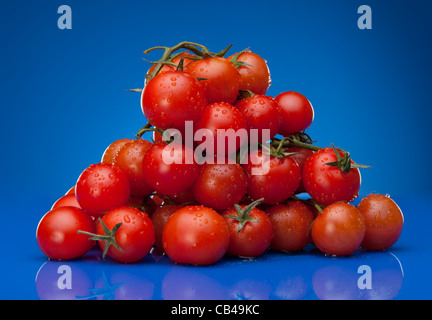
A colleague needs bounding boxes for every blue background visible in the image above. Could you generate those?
[0,0,431,300]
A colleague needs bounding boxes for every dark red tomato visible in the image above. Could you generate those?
[222,204,273,257]
[302,147,361,206]
[286,147,314,194]
[36,206,96,260]
[114,139,154,198]
[192,163,248,211]
[101,138,133,165]
[311,202,366,256]
[93,206,155,263]
[162,206,230,265]
[275,91,314,136]
[141,70,207,132]
[229,50,270,95]
[242,150,301,204]
[357,194,404,250]
[75,163,131,217]
[167,188,198,205]
[142,142,200,197]
[235,94,281,140]
[185,57,240,104]
[195,102,248,157]
[151,204,183,252]
[266,201,315,252]
[147,51,196,75]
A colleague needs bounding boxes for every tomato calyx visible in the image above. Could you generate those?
[324,144,371,173]
[229,48,253,68]
[77,219,124,259]
[224,198,264,233]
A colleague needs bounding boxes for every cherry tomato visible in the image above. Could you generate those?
[235,94,281,140]
[192,163,248,211]
[162,206,230,265]
[275,91,314,136]
[223,202,273,257]
[311,202,366,256]
[185,57,240,104]
[266,201,315,252]
[114,139,154,198]
[147,51,195,75]
[75,163,131,217]
[51,193,81,210]
[195,102,248,157]
[286,147,314,194]
[151,204,183,252]
[141,70,208,132]
[36,206,96,260]
[242,150,301,204]
[142,142,200,197]
[357,194,404,250]
[229,50,270,95]
[93,206,155,263]
[302,147,361,206]
[101,138,133,165]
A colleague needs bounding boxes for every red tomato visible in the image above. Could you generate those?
[101,138,134,165]
[286,147,314,194]
[311,202,366,256]
[229,50,270,95]
[302,147,361,206]
[142,142,200,197]
[235,94,281,140]
[94,206,155,263]
[185,57,240,104]
[223,202,273,257]
[36,206,96,260]
[147,51,195,75]
[75,163,131,217]
[195,102,248,157]
[162,206,230,265]
[275,91,314,136]
[242,150,301,204]
[357,194,404,250]
[151,204,183,252]
[141,70,208,132]
[114,139,154,198]
[51,193,81,210]
[192,163,248,211]
[266,201,315,252]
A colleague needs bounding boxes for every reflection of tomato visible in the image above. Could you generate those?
[36,206,96,260]
[311,202,366,256]
[357,194,404,250]
[163,206,230,265]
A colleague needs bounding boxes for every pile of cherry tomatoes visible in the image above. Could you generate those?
[36,41,404,265]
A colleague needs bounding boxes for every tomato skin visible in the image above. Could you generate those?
[162,206,230,265]
[302,147,361,206]
[223,205,273,257]
[229,51,270,95]
[311,202,366,256]
[287,147,314,194]
[101,138,134,165]
[75,163,131,217]
[36,206,96,260]
[235,94,281,140]
[243,150,301,204]
[114,139,154,198]
[185,57,240,104]
[141,70,207,132]
[275,91,314,136]
[357,194,404,250]
[151,204,183,252]
[266,201,315,252]
[142,142,200,197]
[51,193,81,210]
[195,102,248,156]
[98,206,155,263]
[147,52,195,75]
[192,163,248,211]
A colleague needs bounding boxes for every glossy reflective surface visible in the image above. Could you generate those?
[1,193,430,300]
